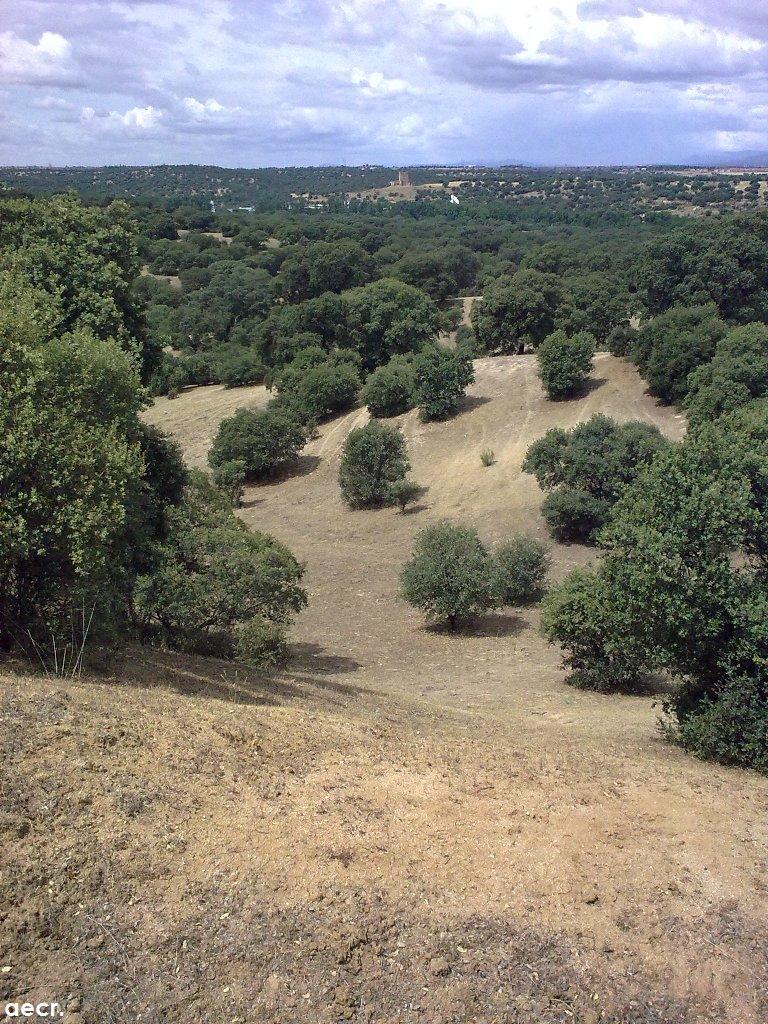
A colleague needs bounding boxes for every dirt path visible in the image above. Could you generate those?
[24,351,758,1022]
[438,294,479,348]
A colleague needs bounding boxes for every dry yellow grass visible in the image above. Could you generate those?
[4,354,765,1023]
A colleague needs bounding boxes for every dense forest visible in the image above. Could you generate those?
[1,166,767,774]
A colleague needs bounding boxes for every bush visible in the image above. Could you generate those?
[493,536,549,605]
[338,420,410,508]
[400,521,497,627]
[541,487,611,542]
[540,568,646,692]
[133,474,307,660]
[234,617,289,668]
[668,673,768,772]
[361,356,416,417]
[390,478,424,513]
[218,348,265,388]
[212,459,246,506]
[606,323,636,356]
[208,407,307,480]
[536,330,595,400]
[400,523,549,628]
[523,415,668,544]
[480,448,495,467]
[412,345,474,421]
[273,348,361,421]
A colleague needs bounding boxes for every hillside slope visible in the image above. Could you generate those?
[11,353,760,1022]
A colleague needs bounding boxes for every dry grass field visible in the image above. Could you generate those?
[4,355,766,1024]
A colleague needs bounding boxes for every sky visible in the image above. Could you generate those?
[2,0,768,167]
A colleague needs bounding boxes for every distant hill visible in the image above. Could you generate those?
[687,150,768,168]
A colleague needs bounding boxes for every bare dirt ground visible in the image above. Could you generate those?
[5,355,766,1023]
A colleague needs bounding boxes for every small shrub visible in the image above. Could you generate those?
[480,448,495,467]
[361,356,416,417]
[212,459,246,506]
[235,618,289,668]
[537,330,596,400]
[338,420,410,509]
[390,478,424,513]
[540,487,611,543]
[493,536,549,606]
[208,407,306,480]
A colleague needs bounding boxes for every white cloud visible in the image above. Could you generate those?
[714,129,768,150]
[117,105,164,129]
[0,30,75,84]
[350,68,416,96]
[80,104,165,132]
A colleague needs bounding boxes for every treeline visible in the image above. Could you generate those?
[0,195,307,670]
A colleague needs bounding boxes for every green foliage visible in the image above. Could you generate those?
[669,673,768,772]
[685,322,768,426]
[217,348,266,388]
[344,278,440,370]
[273,348,361,421]
[390,478,424,513]
[543,414,768,770]
[208,407,307,480]
[278,239,372,301]
[0,273,144,653]
[606,323,636,356]
[389,245,481,301]
[493,536,550,606]
[133,474,307,663]
[212,459,247,506]
[635,215,768,322]
[234,617,289,668]
[536,329,596,400]
[338,420,410,509]
[360,356,416,417]
[541,569,645,692]
[400,522,549,627]
[0,195,159,380]
[554,273,628,345]
[400,521,498,628]
[412,346,475,421]
[523,415,668,542]
[480,448,495,467]
[472,269,562,354]
[633,304,726,405]
[541,487,611,543]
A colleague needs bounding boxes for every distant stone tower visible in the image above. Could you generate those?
[398,170,411,186]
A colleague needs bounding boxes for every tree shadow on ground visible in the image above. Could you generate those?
[107,641,364,708]
[453,394,492,417]
[424,612,527,639]
[567,376,607,399]
[266,454,321,485]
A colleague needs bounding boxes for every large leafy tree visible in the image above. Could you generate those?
[685,322,768,426]
[472,269,563,354]
[543,407,768,771]
[631,304,726,405]
[0,195,159,380]
[343,278,440,370]
[0,274,144,651]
